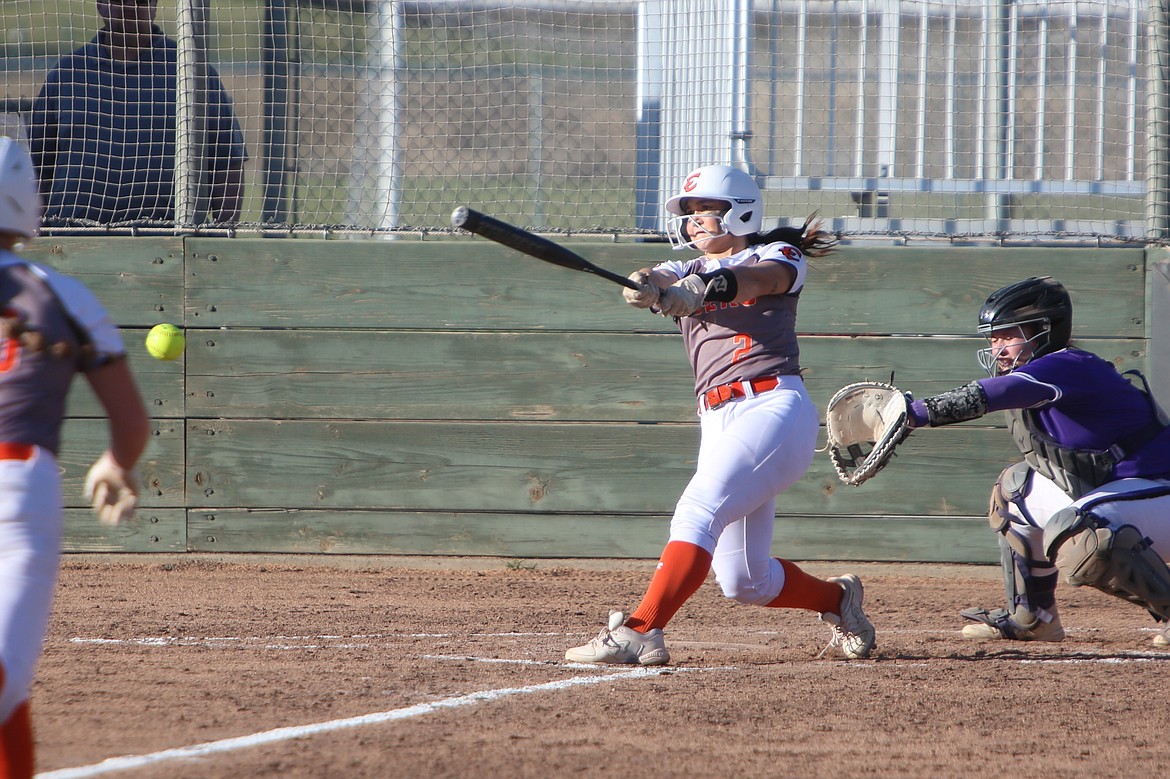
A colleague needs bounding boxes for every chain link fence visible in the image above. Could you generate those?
[2,1,1166,243]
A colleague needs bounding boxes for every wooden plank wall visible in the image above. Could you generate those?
[26,237,1148,563]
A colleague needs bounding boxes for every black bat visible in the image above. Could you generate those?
[451,206,639,290]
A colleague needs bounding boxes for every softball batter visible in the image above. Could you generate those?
[565,165,875,665]
[0,137,149,777]
[906,277,1170,644]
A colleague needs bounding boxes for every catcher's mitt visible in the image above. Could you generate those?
[825,381,912,486]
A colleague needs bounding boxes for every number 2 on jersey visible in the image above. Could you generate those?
[732,334,753,362]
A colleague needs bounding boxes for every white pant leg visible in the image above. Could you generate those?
[670,380,819,605]
[0,449,63,723]
[1011,472,1075,562]
[1018,473,1170,563]
[1070,479,1170,562]
[711,500,781,605]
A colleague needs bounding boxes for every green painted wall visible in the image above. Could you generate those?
[27,237,1149,562]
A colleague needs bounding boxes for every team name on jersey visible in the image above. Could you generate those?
[701,297,758,313]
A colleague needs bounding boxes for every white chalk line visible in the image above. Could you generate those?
[57,629,945,650]
[38,637,1170,778]
[422,654,564,667]
[1011,654,1170,665]
[420,655,742,673]
[35,664,708,779]
[68,630,562,648]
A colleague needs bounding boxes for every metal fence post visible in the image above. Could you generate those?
[347,0,400,231]
[175,0,211,229]
[635,0,663,232]
[262,0,299,225]
[1148,0,1170,243]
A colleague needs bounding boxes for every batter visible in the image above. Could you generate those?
[565,165,876,665]
[0,137,149,777]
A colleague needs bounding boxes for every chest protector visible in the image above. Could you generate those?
[1006,409,1116,500]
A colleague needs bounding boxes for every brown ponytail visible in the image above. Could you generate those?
[749,212,837,258]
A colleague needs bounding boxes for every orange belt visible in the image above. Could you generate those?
[701,376,781,412]
[0,443,35,460]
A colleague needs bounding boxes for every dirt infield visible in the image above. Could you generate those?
[32,556,1170,778]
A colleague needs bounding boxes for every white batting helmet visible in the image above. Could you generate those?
[0,137,41,239]
[664,165,762,250]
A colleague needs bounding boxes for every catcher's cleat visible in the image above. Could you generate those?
[1152,627,1170,647]
[960,606,1065,642]
[565,610,669,666]
[818,574,876,659]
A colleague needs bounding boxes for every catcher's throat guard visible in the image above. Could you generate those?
[826,381,912,486]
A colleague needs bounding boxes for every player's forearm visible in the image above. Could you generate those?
[729,263,795,301]
[910,374,1061,429]
[86,359,151,468]
[909,382,989,427]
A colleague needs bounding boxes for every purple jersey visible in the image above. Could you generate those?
[983,348,1170,480]
[0,253,124,454]
[654,241,806,397]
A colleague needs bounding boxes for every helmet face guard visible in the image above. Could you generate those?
[976,320,1052,376]
[666,209,732,250]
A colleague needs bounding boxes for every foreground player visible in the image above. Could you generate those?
[0,137,150,777]
[905,277,1170,644]
[565,165,875,665]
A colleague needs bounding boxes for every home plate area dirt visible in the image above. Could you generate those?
[32,557,1170,778]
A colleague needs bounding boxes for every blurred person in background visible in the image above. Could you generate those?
[29,0,247,226]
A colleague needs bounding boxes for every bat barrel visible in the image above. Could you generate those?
[450,206,478,230]
[450,205,640,291]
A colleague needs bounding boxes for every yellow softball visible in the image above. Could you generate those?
[145,323,186,361]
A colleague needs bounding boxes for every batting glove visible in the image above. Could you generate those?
[84,450,140,526]
[656,274,707,317]
[622,271,661,309]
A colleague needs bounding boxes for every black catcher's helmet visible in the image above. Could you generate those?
[977,276,1072,372]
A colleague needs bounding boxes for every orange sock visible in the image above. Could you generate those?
[0,701,33,779]
[625,540,713,632]
[765,559,844,614]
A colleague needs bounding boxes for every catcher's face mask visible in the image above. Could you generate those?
[977,323,1048,376]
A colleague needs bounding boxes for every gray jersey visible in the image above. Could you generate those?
[0,254,124,453]
[655,241,806,397]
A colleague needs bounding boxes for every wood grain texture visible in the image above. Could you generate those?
[66,349,186,419]
[799,246,1144,336]
[21,237,185,326]
[57,419,186,508]
[186,509,996,563]
[21,236,1149,560]
[182,238,1143,335]
[62,509,187,552]
[184,419,1017,517]
[182,328,1145,422]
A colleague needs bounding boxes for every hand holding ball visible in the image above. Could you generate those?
[145,324,185,361]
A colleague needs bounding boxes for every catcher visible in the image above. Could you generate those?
[827,277,1170,645]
